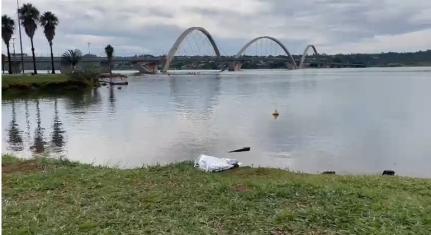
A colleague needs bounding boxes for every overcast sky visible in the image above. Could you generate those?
[2,0,431,56]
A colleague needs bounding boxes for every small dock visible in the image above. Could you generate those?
[99,73,128,85]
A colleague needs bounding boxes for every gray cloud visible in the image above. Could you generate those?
[2,0,430,56]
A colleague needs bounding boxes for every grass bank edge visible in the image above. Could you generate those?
[3,154,430,182]
[3,154,431,234]
[2,72,100,91]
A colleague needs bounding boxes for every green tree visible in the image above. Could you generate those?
[2,15,15,74]
[40,11,59,74]
[105,44,114,81]
[61,49,82,72]
[18,3,39,74]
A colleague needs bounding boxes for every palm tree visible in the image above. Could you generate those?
[18,3,39,74]
[2,54,5,73]
[61,49,82,72]
[40,11,58,74]
[105,44,114,81]
[2,15,15,74]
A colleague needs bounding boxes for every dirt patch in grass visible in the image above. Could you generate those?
[2,160,44,174]
[232,184,251,193]
[271,228,290,235]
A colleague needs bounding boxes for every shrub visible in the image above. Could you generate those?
[67,71,99,85]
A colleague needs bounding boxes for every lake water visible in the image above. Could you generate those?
[2,67,431,177]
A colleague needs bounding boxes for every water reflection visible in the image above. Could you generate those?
[109,86,116,113]
[3,68,431,178]
[3,88,103,156]
[64,88,102,111]
[25,100,31,140]
[51,99,65,152]
[30,100,46,154]
[90,88,102,106]
[169,74,220,120]
[7,101,24,151]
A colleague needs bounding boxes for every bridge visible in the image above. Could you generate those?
[3,26,365,74]
[160,27,315,73]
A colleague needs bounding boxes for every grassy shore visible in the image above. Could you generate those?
[2,73,98,93]
[2,155,431,234]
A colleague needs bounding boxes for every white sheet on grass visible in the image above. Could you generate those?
[194,154,241,172]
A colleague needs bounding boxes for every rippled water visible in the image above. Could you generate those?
[2,67,431,177]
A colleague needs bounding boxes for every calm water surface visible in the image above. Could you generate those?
[2,67,431,177]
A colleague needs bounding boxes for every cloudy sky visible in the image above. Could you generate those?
[2,0,431,57]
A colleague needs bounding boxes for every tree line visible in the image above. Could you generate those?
[2,3,115,76]
[2,3,58,74]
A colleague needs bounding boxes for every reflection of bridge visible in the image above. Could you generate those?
[4,26,364,74]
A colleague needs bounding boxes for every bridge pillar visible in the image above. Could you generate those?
[136,62,159,74]
[228,62,242,71]
[287,63,297,70]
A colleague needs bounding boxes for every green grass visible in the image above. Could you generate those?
[2,155,431,234]
[2,74,68,88]
[2,73,97,92]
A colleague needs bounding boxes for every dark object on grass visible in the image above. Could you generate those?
[232,163,240,169]
[382,170,395,176]
[322,171,336,175]
[229,147,251,153]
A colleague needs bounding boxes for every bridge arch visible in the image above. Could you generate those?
[235,36,297,69]
[162,27,221,73]
[299,44,319,69]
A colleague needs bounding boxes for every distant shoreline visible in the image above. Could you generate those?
[3,50,430,71]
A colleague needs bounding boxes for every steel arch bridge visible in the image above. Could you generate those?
[162,27,221,73]
[235,36,298,69]
[161,26,321,73]
[299,44,319,69]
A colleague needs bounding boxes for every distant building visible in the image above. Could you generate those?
[12,53,28,57]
